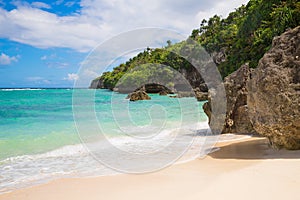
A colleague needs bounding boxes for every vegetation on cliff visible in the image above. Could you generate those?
[97,41,204,91]
[193,0,300,76]
[91,0,300,89]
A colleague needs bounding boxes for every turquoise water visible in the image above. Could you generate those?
[0,88,209,193]
[0,89,79,160]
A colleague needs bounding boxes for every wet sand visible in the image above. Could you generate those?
[1,136,299,200]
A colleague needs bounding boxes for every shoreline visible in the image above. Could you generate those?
[1,135,299,200]
[0,132,249,194]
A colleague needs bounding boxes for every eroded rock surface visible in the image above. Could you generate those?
[247,26,300,150]
[203,64,255,134]
[128,90,151,101]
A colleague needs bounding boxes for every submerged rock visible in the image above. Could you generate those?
[247,26,300,150]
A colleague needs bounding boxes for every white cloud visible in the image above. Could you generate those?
[0,0,249,52]
[53,0,64,6]
[46,62,69,69]
[27,76,43,81]
[0,53,19,65]
[41,54,69,68]
[42,79,51,84]
[0,0,5,6]
[41,55,47,60]
[31,2,51,9]
[196,0,249,22]
[64,73,79,81]
[41,53,57,60]
[65,1,76,7]
[26,76,51,84]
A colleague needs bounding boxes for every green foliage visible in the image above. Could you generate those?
[117,63,175,90]
[98,41,199,89]
[95,0,300,86]
[194,0,300,76]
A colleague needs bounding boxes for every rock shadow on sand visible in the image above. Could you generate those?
[209,138,300,160]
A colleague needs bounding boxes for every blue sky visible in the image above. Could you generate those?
[0,0,249,88]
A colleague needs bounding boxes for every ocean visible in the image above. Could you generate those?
[0,88,213,193]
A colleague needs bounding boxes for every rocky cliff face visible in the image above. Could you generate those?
[247,26,300,150]
[203,64,256,134]
[89,78,104,89]
[89,63,207,92]
[203,26,300,149]
[222,64,255,133]
[212,47,227,65]
[177,67,205,91]
[133,83,173,94]
[89,62,208,101]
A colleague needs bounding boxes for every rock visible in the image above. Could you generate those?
[128,90,151,101]
[199,83,208,92]
[195,92,208,101]
[223,63,255,134]
[202,87,227,134]
[89,78,104,89]
[193,87,208,101]
[159,90,168,96]
[129,90,151,101]
[142,83,173,94]
[177,91,194,98]
[212,47,227,65]
[247,26,300,150]
[120,83,173,94]
[177,67,204,91]
[169,87,208,101]
[203,100,211,122]
[203,63,256,134]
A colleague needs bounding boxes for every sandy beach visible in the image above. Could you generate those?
[0,136,299,200]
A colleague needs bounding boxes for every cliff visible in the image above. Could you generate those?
[247,26,300,150]
[203,26,300,149]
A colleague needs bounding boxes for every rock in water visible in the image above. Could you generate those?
[193,87,208,101]
[128,90,151,101]
[126,83,173,95]
[203,64,255,134]
[159,90,168,96]
[247,26,300,150]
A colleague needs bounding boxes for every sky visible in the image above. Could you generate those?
[0,0,249,88]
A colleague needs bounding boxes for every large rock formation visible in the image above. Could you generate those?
[89,78,104,89]
[114,83,173,94]
[247,26,300,150]
[203,64,256,134]
[135,83,173,94]
[169,87,208,101]
[89,63,207,94]
[223,64,255,133]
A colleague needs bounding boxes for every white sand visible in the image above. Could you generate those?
[1,136,299,200]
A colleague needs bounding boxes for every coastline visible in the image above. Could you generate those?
[1,136,299,200]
